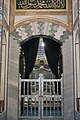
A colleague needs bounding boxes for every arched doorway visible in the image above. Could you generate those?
[18,35,63,119]
[8,20,74,120]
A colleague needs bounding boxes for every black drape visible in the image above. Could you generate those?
[43,38,61,78]
[21,38,39,95]
[22,38,39,79]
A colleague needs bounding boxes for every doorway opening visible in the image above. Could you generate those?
[18,36,63,119]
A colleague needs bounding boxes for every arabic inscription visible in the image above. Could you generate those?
[16,0,66,10]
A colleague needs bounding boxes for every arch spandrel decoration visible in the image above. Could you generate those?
[11,21,71,44]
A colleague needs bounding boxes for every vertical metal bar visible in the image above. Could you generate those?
[38,81,39,117]
[27,97,28,116]
[57,81,58,115]
[24,82,25,95]
[49,81,51,116]
[42,79,43,117]
[31,98,32,116]
[31,81,33,115]
[35,82,36,116]
[34,96,36,115]
[38,98,40,118]
[50,96,51,116]
[39,75,43,118]
[39,79,40,97]
[28,82,29,95]
[51,82,54,116]
[19,77,21,116]
[53,82,55,116]
[61,79,63,116]
[53,81,55,95]
[27,82,29,116]
[46,97,47,116]
[42,97,43,117]
[38,78,40,118]
[27,97,29,116]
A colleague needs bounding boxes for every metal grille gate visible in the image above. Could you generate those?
[19,75,63,119]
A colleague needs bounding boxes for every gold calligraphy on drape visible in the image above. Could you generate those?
[16,0,66,9]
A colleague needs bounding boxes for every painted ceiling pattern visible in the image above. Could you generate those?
[11,21,71,43]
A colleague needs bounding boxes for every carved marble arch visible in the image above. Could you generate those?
[11,21,71,44]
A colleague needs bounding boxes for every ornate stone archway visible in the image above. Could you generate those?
[7,18,75,120]
[0,0,79,120]
[11,21,71,44]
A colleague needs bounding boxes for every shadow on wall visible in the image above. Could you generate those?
[0,111,6,120]
[75,111,80,120]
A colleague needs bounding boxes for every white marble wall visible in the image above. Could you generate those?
[7,37,19,120]
[63,36,75,120]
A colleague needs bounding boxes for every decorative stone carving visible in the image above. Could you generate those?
[22,23,33,37]
[60,30,71,42]
[49,24,59,37]
[11,21,71,44]
[37,21,45,34]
